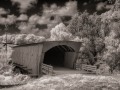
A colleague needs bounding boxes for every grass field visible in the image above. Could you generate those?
[0,46,30,88]
[1,74,120,90]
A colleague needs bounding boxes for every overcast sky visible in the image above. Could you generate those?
[0,0,115,35]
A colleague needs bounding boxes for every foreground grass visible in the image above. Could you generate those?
[1,74,120,90]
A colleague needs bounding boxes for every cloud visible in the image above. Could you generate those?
[37,15,50,25]
[56,1,77,16]
[17,14,28,21]
[37,1,77,28]
[0,15,17,25]
[0,17,6,25]
[28,12,60,27]
[43,1,78,16]
[0,8,8,15]
[96,2,114,11]
[83,2,88,6]
[6,15,17,24]
[17,14,38,34]
[18,15,40,34]
[96,2,106,11]
[18,1,78,36]
[18,22,33,33]
[28,14,40,24]
[105,5,113,10]
[27,1,77,26]
[18,22,49,37]
[11,0,38,13]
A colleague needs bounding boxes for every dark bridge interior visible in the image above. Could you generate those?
[43,45,75,67]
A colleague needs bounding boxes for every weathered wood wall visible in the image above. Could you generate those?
[12,44,43,75]
[64,52,77,68]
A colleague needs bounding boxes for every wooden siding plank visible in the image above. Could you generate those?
[15,48,19,64]
[27,46,31,70]
[35,44,43,75]
[30,45,37,74]
[27,46,31,69]
[22,47,26,67]
[21,47,25,67]
[19,47,22,65]
[35,45,41,74]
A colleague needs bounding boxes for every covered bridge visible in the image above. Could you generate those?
[11,41,81,76]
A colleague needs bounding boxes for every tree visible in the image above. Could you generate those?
[67,11,105,65]
[101,0,120,73]
[49,23,73,41]
[67,14,79,35]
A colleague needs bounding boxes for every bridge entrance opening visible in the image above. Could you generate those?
[43,45,76,69]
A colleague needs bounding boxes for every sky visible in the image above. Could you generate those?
[0,0,115,35]
[0,0,115,15]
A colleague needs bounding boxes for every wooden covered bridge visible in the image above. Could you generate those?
[11,41,82,76]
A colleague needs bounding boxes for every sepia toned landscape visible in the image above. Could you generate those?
[0,0,120,90]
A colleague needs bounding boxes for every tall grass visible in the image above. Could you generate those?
[0,45,13,75]
[0,45,30,86]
